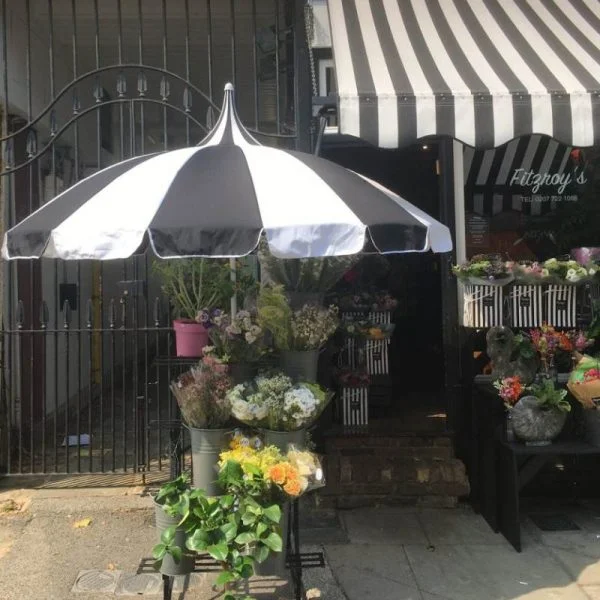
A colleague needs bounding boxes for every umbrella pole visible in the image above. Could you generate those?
[230,258,237,316]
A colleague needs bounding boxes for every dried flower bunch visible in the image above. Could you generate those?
[227,373,332,431]
[257,285,339,351]
[205,309,265,364]
[170,355,233,428]
[290,304,339,351]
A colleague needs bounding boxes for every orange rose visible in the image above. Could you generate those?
[283,478,302,496]
[267,464,287,485]
[284,464,300,481]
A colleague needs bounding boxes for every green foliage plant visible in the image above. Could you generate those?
[152,463,284,600]
[527,379,571,413]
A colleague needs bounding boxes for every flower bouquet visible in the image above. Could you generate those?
[510,261,546,284]
[528,324,592,375]
[337,291,398,312]
[494,376,523,410]
[205,309,266,382]
[335,366,370,387]
[541,258,595,284]
[452,254,513,285]
[170,355,233,428]
[567,353,600,409]
[341,318,395,340]
[227,373,332,431]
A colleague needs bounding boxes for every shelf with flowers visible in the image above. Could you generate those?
[257,285,339,382]
[335,290,398,325]
[152,439,325,589]
[454,255,600,329]
[227,372,333,452]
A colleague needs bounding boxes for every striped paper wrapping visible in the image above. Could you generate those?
[545,284,578,328]
[462,284,504,328]
[340,387,369,427]
[509,285,544,328]
[365,340,388,375]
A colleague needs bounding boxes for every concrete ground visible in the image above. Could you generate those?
[2,485,600,599]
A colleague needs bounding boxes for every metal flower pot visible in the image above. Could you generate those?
[253,502,289,578]
[187,427,228,495]
[154,500,195,576]
[280,349,319,382]
[286,291,325,310]
[510,396,567,446]
[261,428,306,452]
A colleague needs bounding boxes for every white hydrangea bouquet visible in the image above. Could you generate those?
[227,372,332,431]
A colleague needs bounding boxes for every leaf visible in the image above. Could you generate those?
[73,518,92,528]
[219,495,235,508]
[262,532,283,552]
[187,528,210,552]
[240,563,254,579]
[243,463,261,476]
[216,571,237,587]
[241,512,257,526]
[152,544,167,560]
[234,532,257,544]
[256,522,268,538]
[161,526,176,545]
[263,504,281,523]
[206,543,229,562]
[219,460,244,485]
[255,544,270,564]
[169,546,182,563]
[221,522,238,543]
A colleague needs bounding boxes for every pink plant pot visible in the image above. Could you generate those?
[173,319,209,357]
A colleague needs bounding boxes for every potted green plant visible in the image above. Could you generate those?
[257,285,339,382]
[153,442,325,594]
[153,258,240,357]
[170,356,234,495]
[509,379,571,446]
[153,473,195,576]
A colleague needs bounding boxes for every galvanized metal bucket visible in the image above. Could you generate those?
[154,501,195,576]
[187,427,228,495]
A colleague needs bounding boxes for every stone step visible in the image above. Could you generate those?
[320,433,470,509]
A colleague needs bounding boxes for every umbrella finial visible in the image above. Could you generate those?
[224,82,234,92]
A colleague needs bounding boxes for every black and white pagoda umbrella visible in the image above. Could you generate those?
[2,83,451,261]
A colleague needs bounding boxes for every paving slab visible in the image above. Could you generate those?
[405,542,585,600]
[330,565,422,600]
[324,543,418,589]
[417,507,509,546]
[340,507,427,545]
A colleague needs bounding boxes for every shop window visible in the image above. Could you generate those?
[463,135,599,260]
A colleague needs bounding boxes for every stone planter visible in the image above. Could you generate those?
[261,428,306,452]
[187,426,228,495]
[154,500,194,576]
[510,396,567,446]
[280,349,319,382]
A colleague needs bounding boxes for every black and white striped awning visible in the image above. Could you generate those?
[328,0,600,149]
[464,135,577,216]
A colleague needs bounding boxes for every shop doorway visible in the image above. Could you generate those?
[321,140,446,430]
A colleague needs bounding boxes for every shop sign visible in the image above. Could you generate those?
[510,167,587,204]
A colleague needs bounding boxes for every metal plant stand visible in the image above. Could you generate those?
[142,414,324,600]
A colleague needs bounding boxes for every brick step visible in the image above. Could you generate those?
[321,433,470,509]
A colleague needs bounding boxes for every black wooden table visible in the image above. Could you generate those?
[497,440,600,551]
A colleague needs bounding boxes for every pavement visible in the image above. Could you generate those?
[3,485,600,599]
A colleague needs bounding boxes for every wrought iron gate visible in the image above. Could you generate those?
[0,0,310,475]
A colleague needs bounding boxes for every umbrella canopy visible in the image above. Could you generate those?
[2,83,452,261]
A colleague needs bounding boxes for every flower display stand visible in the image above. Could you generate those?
[545,284,578,328]
[462,283,504,328]
[509,284,544,328]
[342,310,392,374]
